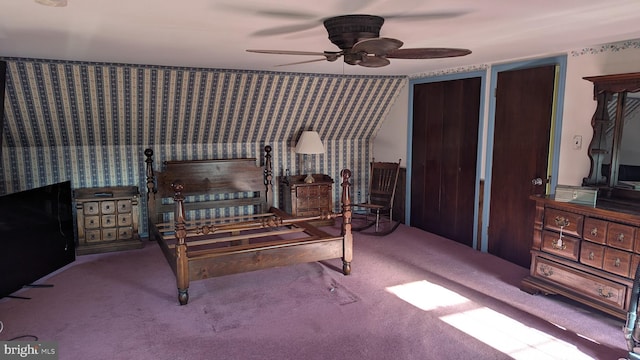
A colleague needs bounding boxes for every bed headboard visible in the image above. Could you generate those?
[145,146,273,224]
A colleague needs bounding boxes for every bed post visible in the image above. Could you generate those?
[172,181,190,305]
[144,149,157,236]
[263,145,273,209]
[340,169,353,275]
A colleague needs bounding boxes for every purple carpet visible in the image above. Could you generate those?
[0,223,628,359]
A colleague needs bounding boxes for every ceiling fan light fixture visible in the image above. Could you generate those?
[35,0,67,7]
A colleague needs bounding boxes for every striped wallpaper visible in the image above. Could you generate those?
[0,58,405,233]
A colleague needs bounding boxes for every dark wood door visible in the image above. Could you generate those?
[411,77,481,247]
[488,65,556,268]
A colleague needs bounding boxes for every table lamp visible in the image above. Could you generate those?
[294,130,325,183]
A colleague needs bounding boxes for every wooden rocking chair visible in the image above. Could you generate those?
[353,159,401,235]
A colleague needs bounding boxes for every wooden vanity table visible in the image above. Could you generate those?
[521,72,640,319]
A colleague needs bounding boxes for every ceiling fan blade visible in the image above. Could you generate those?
[382,10,470,21]
[275,58,334,67]
[246,50,343,63]
[387,48,472,59]
[358,55,390,68]
[247,49,328,56]
[251,22,323,37]
[216,3,318,20]
[352,37,403,56]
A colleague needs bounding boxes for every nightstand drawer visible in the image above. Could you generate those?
[297,186,320,197]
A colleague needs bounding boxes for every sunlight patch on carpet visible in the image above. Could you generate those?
[388,280,596,359]
[440,307,595,359]
[386,280,469,311]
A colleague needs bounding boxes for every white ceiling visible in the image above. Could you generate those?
[3,0,640,76]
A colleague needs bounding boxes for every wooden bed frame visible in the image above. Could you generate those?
[144,145,353,305]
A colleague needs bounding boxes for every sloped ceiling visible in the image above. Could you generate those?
[2,1,640,76]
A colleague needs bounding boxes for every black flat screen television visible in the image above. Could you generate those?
[0,181,76,299]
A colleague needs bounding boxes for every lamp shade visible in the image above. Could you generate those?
[294,131,325,154]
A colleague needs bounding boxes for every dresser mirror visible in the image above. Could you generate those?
[582,72,640,202]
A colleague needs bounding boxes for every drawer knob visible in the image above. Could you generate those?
[614,258,621,267]
[597,288,613,298]
[588,251,595,260]
[554,216,570,228]
[617,233,625,242]
[590,228,598,236]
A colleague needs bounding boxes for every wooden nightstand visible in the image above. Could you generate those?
[74,186,143,255]
[280,174,334,226]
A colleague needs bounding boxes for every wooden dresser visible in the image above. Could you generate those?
[521,195,640,319]
[75,186,143,255]
[279,174,334,225]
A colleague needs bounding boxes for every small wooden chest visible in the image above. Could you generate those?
[74,186,142,255]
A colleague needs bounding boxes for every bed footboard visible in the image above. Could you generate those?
[170,168,352,305]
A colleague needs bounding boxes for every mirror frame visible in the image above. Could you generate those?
[582,72,640,200]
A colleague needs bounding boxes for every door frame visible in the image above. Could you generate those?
[480,56,567,252]
[407,70,487,249]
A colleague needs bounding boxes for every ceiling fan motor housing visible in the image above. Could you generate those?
[323,15,384,50]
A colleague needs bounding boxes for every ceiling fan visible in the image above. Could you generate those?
[246,14,471,68]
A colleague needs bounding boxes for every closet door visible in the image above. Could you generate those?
[411,77,481,247]
[487,65,556,268]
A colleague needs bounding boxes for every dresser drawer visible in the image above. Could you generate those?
[580,241,605,269]
[533,256,627,310]
[603,247,632,278]
[583,218,608,244]
[606,223,636,251]
[541,230,579,261]
[544,208,583,238]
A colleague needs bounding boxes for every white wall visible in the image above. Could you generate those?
[374,39,640,186]
[372,80,409,164]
